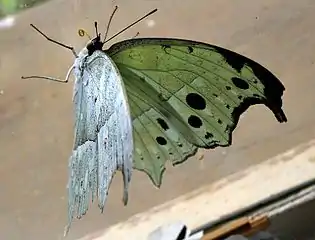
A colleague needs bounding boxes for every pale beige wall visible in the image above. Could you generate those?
[1,0,315,240]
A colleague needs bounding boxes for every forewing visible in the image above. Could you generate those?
[66,50,133,233]
[106,38,287,187]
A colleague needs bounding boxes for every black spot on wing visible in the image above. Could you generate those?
[188,115,203,128]
[231,77,249,90]
[157,118,169,131]
[205,132,213,139]
[156,136,167,145]
[187,46,193,53]
[186,93,206,110]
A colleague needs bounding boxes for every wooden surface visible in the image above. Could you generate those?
[80,139,315,240]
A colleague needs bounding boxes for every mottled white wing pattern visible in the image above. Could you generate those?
[66,48,133,231]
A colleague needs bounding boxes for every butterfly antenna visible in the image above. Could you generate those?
[94,21,99,37]
[29,24,78,57]
[102,5,119,42]
[103,8,157,44]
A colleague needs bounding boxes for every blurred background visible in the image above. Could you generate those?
[0,0,49,17]
[0,0,315,239]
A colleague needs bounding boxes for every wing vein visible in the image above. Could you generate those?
[120,62,239,121]
[172,47,265,96]
[128,96,182,158]
[125,68,227,143]
[125,83,208,145]
[129,97,168,160]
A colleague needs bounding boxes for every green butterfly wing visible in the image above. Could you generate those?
[105,38,287,187]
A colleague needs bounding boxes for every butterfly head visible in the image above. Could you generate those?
[78,23,105,56]
[86,34,104,56]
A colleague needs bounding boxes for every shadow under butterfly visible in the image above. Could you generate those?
[21,6,287,236]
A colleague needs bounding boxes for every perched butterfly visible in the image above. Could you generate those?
[22,6,287,235]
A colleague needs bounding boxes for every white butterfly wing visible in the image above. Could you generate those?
[66,49,133,231]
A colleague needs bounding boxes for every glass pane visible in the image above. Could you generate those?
[0,1,314,240]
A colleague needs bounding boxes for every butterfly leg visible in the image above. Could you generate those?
[21,65,74,83]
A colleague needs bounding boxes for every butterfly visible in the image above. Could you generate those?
[21,6,287,235]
